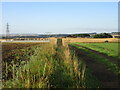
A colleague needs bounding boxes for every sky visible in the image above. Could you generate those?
[1,2,118,34]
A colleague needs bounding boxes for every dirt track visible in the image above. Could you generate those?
[69,45,120,88]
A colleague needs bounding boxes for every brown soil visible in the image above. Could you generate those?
[69,45,120,88]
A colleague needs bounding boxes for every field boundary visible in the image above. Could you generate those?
[69,44,119,88]
[1,40,50,43]
[74,43,120,67]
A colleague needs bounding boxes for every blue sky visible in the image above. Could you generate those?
[2,2,118,34]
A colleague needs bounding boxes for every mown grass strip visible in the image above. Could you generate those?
[75,42,120,61]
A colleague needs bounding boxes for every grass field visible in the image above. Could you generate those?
[70,43,120,74]
[75,42,120,60]
[69,42,120,88]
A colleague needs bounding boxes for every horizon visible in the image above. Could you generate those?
[1,2,118,34]
[1,31,119,35]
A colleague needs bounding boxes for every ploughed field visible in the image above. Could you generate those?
[2,42,48,80]
[2,40,120,88]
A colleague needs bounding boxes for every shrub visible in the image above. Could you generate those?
[72,34,90,38]
[93,33,113,38]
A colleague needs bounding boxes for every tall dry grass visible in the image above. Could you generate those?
[3,38,87,88]
[3,38,103,88]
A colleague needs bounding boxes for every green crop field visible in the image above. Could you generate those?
[69,42,120,88]
[70,43,120,74]
[75,42,120,60]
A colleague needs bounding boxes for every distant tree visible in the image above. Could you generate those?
[73,34,90,38]
[93,33,113,38]
[1,36,5,39]
[67,35,76,38]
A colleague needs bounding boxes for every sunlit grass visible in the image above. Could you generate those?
[2,40,102,88]
[70,43,120,75]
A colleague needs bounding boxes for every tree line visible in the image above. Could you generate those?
[67,33,113,38]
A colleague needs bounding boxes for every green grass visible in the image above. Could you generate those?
[75,42,120,60]
[69,43,120,75]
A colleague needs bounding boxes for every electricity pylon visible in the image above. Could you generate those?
[6,23,10,40]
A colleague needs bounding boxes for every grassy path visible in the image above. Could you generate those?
[45,38,103,88]
[69,44,119,88]
[3,40,86,88]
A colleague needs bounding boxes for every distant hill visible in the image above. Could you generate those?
[0,32,120,39]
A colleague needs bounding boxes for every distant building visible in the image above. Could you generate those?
[112,35,120,38]
[110,32,120,38]
[111,32,120,35]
